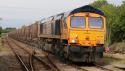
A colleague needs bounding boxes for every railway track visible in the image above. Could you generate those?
[7,37,62,71]
[7,37,119,71]
[6,38,34,71]
[71,63,115,71]
[94,63,114,71]
[67,60,114,71]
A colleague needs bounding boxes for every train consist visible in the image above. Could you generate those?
[9,5,106,62]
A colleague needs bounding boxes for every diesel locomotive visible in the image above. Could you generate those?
[9,5,106,62]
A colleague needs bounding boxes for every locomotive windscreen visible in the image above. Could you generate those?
[88,17,103,29]
[71,16,85,28]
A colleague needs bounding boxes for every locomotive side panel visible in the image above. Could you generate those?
[38,18,62,38]
[46,22,52,35]
[30,22,39,39]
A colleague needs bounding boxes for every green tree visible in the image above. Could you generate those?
[91,0,108,9]
[111,1,125,42]
[0,27,2,37]
[101,4,118,45]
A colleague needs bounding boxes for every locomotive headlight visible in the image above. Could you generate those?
[71,35,78,43]
[71,39,77,43]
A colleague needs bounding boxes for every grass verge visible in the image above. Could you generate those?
[104,53,125,65]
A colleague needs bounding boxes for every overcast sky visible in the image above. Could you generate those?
[0,0,124,28]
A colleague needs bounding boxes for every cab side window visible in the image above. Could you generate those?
[53,20,61,35]
[64,17,67,29]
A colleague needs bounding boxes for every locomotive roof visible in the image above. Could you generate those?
[40,5,105,23]
[69,5,105,16]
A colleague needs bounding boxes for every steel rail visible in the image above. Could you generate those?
[29,53,34,71]
[71,64,89,71]
[10,38,52,69]
[9,37,62,71]
[46,55,62,71]
[94,63,114,71]
[6,38,30,71]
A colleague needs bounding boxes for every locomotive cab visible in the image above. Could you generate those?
[68,13,106,46]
